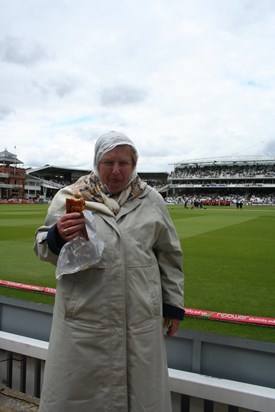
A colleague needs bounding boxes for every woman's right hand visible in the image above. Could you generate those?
[57,212,86,241]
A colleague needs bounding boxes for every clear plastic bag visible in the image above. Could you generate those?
[56,210,104,279]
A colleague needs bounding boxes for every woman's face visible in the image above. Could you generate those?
[98,145,134,194]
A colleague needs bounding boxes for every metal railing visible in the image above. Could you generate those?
[1,331,275,411]
[1,297,275,411]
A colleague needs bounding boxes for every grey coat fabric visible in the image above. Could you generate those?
[34,184,184,412]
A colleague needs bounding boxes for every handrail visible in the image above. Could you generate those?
[169,368,275,412]
[0,331,48,360]
[1,331,275,411]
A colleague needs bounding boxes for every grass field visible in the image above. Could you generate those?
[0,203,275,342]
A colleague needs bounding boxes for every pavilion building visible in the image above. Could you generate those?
[0,149,25,199]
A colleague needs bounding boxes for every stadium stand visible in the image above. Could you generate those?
[26,166,168,201]
[166,156,275,206]
[1,149,275,205]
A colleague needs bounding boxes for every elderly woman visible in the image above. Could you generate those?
[34,131,184,412]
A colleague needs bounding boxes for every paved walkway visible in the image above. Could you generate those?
[0,385,39,411]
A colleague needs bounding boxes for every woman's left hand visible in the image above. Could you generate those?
[163,317,180,337]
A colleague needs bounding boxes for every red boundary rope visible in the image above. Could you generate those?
[1,280,274,327]
[184,307,275,327]
[0,280,56,295]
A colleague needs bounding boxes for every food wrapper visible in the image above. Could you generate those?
[56,210,104,279]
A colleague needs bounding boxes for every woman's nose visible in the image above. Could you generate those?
[111,162,120,174]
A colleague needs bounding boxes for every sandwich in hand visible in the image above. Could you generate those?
[65,197,88,240]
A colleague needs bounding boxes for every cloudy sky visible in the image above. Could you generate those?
[1,0,275,172]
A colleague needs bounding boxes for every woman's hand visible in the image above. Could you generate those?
[57,212,86,241]
[163,317,180,337]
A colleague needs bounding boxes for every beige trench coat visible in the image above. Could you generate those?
[34,184,184,412]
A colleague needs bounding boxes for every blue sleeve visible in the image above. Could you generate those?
[47,224,66,255]
[163,303,185,320]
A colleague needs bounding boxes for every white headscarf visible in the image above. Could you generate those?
[71,131,146,214]
[93,131,138,182]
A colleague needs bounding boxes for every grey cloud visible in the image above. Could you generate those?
[264,139,275,156]
[0,36,51,66]
[49,76,80,98]
[101,85,147,107]
[32,74,81,99]
[0,105,14,120]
